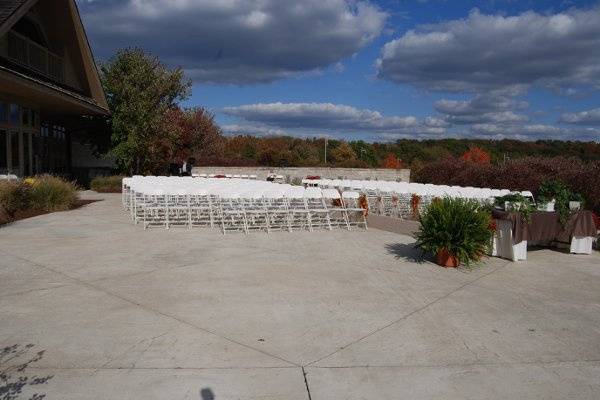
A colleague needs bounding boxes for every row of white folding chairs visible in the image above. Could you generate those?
[312,179,517,200]
[122,177,283,209]
[193,174,258,179]
[128,186,367,234]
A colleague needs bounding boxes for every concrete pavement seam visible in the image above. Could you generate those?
[1,250,301,368]
[302,366,313,400]
[306,260,512,367]
[306,358,600,369]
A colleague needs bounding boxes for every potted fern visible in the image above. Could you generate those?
[415,197,495,268]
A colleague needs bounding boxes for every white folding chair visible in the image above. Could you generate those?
[342,191,368,230]
[322,188,349,229]
[286,187,310,231]
[304,187,332,231]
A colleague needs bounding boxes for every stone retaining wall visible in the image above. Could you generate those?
[191,166,410,182]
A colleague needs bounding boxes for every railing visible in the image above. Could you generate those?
[6,30,64,83]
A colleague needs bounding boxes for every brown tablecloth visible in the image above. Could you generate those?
[492,210,597,245]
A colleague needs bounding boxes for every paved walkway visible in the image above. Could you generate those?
[1,193,599,399]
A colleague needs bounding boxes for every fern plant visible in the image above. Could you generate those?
[415,197,494,266]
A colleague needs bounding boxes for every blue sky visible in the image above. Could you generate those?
[78,0,600,142]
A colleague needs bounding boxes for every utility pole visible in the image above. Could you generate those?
[324,137,328,164]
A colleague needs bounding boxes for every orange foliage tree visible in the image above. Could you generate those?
[381,153,403,169]
[146,106,223,173]
[461,147,491,164]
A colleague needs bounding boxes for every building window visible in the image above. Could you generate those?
[0,103,7,124]
[52,125,66,140]
[32,110,39,127]
[10,132,19,173]
[22,107,30,126]
[0,131,7,172]
[9,104,20,125]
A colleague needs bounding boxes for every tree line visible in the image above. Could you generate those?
[99,48,600,175]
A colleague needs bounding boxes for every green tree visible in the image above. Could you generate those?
[100,48,191,174]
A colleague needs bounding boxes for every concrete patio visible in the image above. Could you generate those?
[1,192,599,399]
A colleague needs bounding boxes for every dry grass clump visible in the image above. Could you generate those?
[90,175,123,193]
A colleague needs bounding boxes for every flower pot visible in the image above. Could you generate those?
[569,201,581,211]
[537,200,555,212]
[505,201,526,211]
[436,248,459,268]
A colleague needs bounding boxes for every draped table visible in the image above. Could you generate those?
[491,209,597,261]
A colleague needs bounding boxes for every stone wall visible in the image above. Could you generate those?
[191,166,410,182]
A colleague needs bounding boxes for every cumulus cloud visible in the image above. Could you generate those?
[560,108,600,125]
[434,93,529,124]
[78,0,387,84]
[469,123,600,141]
[222,102,600,141]
[376,7,600,93]
[221,124,289,137]
[222,102,445,135]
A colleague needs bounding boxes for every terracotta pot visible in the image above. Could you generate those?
[436,248,459,268]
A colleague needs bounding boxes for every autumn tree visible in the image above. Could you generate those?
[330,142,357,165]
[461,146,491,164]
[145,107,223,173]
[380,153,404,169]
[100,48,191,174]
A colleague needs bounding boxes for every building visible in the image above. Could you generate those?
[0,0,110,180]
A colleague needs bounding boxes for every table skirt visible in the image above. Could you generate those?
[491,220,594,261]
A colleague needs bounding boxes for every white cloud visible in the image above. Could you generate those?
[222,102,444,135]
[560,108,600,125]
[79,0,387,84]
[469,123,600,141]
[376,7,600,93]
[222,124,289,137]
[434,92,529,125]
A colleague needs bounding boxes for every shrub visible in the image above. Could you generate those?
[90,175,124,193]
[415,197,494,266]
[0,180,30,219]
[28,175,78,212]
[414,156,600,213]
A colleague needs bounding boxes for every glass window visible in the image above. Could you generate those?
[10,132,20,173]
[0,131,7,171]
[9,104,20,125]
[0,103,7,123]
[23,132,31,175]
[22,107,30,126]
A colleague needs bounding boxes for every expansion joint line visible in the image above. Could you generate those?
[0,250,299,368]
[302,366,313,400]
[306,260,511,366]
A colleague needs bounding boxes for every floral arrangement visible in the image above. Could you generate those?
[358,194,369,216]
[411,194,421,219]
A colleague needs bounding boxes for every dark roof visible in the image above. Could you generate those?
[0,0,27,27]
